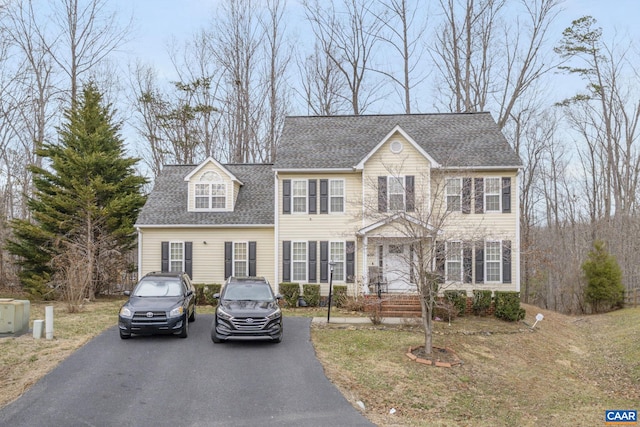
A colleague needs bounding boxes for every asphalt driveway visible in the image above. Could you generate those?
[0,316,374,427]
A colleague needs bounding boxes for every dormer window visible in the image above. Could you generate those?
[195,171,226,210]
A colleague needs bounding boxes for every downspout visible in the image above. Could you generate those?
[274,170,280,294]
[137,227,142,280]
[515,169,521,293]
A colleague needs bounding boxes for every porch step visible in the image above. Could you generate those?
[363,295,422,318]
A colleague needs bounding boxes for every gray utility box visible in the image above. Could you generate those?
[0,299,31,334]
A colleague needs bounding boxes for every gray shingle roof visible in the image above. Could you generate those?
[274,113,522,169]
[135,164,274,226]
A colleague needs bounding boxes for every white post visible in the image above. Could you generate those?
[45,306,54,340]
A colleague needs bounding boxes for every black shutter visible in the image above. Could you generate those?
[309,180,317,214]
[224,242,232,279]
[249,241,257,277]
[462,178,472,214]
[320,241,328,283]
[475,241,484,283]
[405,176,415,212]
[474,178,484,213]
[502,177,511,213]
[283,179,291,214]
[161,242,169,272]
[435,241,445,283]
[502,240,512,283]
[463,242,473,283]
[282,241,291,282]
[308,241,317,282]
[346,241,355,283]
[185,242,193,278]
[378,176,387,212]
[320,179,328,214]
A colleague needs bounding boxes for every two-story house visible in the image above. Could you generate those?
[135,113,522,297]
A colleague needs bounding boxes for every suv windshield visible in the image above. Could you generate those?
[223,283,274,301]
[133,278,183,297]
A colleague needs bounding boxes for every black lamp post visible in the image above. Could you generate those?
[326,260,336,323]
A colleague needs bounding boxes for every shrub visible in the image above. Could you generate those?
[341,296,365,312]
[332,285,348,307]
[494,291,525,321]
[433,299,458,322]
[194,283,222,306]
[302,284,321,307]
[444,290,467,316]
[582,240,625,313]
[279,282,300,307]
[472,290,492,316]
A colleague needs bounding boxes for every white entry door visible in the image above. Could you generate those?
[382,244,416,292]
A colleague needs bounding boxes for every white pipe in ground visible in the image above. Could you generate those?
[45,306,54,340]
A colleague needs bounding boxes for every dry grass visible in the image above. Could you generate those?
[311,304,640,426]
[1,299,638,427]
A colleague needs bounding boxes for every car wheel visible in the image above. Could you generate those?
[188,305,196,322]
[119,330,131,340]
[178,317,188,338]
[210,319,222,343]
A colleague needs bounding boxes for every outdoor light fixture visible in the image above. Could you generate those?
[327,260,336,323]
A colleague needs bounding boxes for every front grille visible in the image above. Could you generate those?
[132,311,167,325]
[231,317,269,331]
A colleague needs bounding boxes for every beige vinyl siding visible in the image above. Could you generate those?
[139,227,274,285]
[361,132,432,222]
[278,172,361,289]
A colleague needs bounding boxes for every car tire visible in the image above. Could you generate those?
[211,319,222,343]
[119,330,131,340]
[178,317,188,338]
[188,305,196,322]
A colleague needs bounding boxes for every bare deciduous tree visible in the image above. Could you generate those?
[303,0,385,115]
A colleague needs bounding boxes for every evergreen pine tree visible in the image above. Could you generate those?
[7,83,147,298]
[582,240,625,313]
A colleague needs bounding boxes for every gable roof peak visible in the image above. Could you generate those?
[183,156,243,185]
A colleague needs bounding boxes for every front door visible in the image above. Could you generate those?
[380,243,416,292]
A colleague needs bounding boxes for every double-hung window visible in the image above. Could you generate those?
[292,242,307,281]
[445,178,461,212]
[329,179,344,213]
[388,177,405,211]
[485,241,501,282]
[292,180,307,213]
[485,177,501,212]
[446,241,462,282]
[169,242,184,272]
[195,171,226,210]
[330,242,345,281]
[234,242,248,277]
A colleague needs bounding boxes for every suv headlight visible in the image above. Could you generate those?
[120,307,133,318]
[266,307,281,320]
[217,307,233,320]
[169,306,184,317]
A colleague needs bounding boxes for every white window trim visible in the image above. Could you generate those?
[329,179,345,214]
[291,179,308,214]
[291,241,308,282]
[169,241,185,272]
[330,240,346,282]
[233,241,249,277]
[484,177,502,213]
[194,182,227,212]
[387,176,406,212]
[445,241,463,283]
[484,240,502,283]
[445,177,462,212]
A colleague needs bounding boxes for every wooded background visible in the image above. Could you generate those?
[0,0,638,314]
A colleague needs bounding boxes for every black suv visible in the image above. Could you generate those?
[211,277,283,343]
[118,271,196,339]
